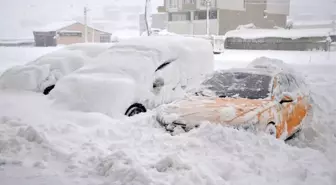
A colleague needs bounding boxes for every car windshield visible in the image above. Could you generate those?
[199,71,272,99]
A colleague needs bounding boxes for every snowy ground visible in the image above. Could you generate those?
[0,48,336,185]
[0,47,60,74]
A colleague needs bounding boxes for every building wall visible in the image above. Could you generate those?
[139,13,168,35]
[34,32,57,47]
[167,21,193,34]
[193,19,218,35]
[216,0,245,11]
[164,0,287,35]
[217,3,287,35]
[266,0,290,15]
[56,23,110,45]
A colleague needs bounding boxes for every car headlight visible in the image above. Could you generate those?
[233,118,259,132]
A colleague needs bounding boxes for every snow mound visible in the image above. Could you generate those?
[50,36,214,117]
[1,85,336,184]
[236,23,257,30]
[247,57,295,74]
[0,43,113,93]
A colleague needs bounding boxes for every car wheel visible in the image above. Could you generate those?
[43,85,55,95]
[125,103,147,117]
[265,123,277,137]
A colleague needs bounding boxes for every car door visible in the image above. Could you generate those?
[285,73,308,132]
[273,73,296,138]
[151,58,182,107]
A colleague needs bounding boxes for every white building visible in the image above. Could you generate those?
[158,0,290,35]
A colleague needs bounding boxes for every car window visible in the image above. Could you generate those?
[285,74,300,92]
[200,71,272,99]
[273,74,288,98]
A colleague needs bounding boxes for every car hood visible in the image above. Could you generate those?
[157,95,273,126]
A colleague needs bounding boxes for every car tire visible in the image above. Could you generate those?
[125,103,147,117]
[265,123,277,137]
[43,85,55,95]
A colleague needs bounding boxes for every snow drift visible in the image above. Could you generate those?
[50,36,214,117]
[0,43,113,93]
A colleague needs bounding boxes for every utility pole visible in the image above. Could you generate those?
[84,7,88,43]
[204,0,211,36]
[333,0,336,33]
[144,0,152,36]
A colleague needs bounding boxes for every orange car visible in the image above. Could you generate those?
[156,58,312,140]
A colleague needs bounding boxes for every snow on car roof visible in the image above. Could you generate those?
[225,28,335,40]
[107,35,212,65]
[217,57,294,77]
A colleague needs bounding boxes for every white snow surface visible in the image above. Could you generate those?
[0,43,113,92]
[0,47,336,185]
[225,28,335,39]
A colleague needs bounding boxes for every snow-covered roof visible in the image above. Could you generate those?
[225,28,336,40]
[33,21,111,34]
[293,20,334,26]
[34,21,77,32]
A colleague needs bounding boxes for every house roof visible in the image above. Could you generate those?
[33,21,111,35]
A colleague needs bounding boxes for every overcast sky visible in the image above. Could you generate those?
[0,0,334,39]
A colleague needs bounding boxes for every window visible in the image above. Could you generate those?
[169,0,178,8]
[285,74,300,92]
[100,34,111,43]
[194,10,217,20]
[183,0,195,4]
[200,71,272,99]
[58,31,82,37]
[168,12,191,21]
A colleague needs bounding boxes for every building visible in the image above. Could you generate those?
[139,13,168,35]
[224,28,335,51]
[33,21,112,47]
[158,0,290,35]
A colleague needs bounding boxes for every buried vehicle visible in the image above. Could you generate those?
[156,57,313,140]
[49,36,214,118]
[0,43,114,95]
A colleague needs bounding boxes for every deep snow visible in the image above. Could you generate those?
[0,48,336,185]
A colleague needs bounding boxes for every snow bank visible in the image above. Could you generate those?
[50,36,214,117]
[0,90,335,185]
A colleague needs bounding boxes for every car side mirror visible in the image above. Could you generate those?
[279,92,294,104]
[152,77,164,95]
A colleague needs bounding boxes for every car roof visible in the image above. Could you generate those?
[216,67,281,77]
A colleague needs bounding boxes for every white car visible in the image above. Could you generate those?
[0,43,114,94]
[50,36,214,118]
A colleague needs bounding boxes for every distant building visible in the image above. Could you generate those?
[159,0,290,35]
[33,21,112,47]
[224,28,335,51]
[139,13,168,35]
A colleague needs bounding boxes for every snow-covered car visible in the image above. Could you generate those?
[0,43,114,94]
[156,57,312,140]
[49,36,214,118]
